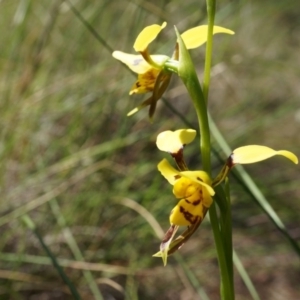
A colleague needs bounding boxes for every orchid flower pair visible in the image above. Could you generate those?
[112,22,234,119]
[153,129,298,265]
[112,22,298,267]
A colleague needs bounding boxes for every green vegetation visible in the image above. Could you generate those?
[0,0,299,299]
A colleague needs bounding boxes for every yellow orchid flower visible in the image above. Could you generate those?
[153,129,216,264]
[112,22,234,119]
[112,22,170,118]
[153,130,214,265]
[154,158,214,265]
[154,129,298,265]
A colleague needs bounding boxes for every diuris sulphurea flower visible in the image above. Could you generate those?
[153,129,214,265]
[153,129,298,265]
[112,23,233,120]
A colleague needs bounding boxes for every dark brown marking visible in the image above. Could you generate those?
[228,155,234,168]
[179,206,197,224]
[192,199,201,206]
[161,225,176,243]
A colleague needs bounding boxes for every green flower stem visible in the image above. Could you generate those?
[164,59,179,74]
[176,22,234,299]
[175,28,211,172]
[209,202,233,300]
[203,0,216,104]
[223,179,234,294]
[204,0,234,298]
[184,76,211,173]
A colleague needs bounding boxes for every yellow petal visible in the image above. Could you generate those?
[181,25,234,50]
[180,171,215,196]
[112,51,151,74]
[173,177,199,198]
[170,199,204,226]
[232,145,298,165]
[157,159,180,185]
[134,22,167,52]
[201,187,213,208]
[156,129,197,153]
[112,51,169,74]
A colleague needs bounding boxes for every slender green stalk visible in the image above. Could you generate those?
[184,75,211,173]
[208,202,233,298]
[176,17,234,298]
[223,179,234,294]
[21,215,81,300]
[202,0,234,298]
[203,0,216,103]
[175,28,211,172]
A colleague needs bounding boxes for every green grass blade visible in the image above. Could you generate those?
[49,199,103,300]
[175,254,210,300]
[233,250,260,300]
[21,215,81,300]
[65,0,114,53]
[218,179,234,295]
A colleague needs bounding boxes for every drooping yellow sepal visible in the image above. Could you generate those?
[232,145,298,165]
[134,22,167,52]
[156,129,197,153]
[181,25,235,49]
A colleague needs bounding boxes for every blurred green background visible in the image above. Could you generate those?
[0,0,299,299]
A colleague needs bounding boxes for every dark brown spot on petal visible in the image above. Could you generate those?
[179,206,197,224]
[197,177,203,182]
[185,199,191,204]
[192,199,201,206]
